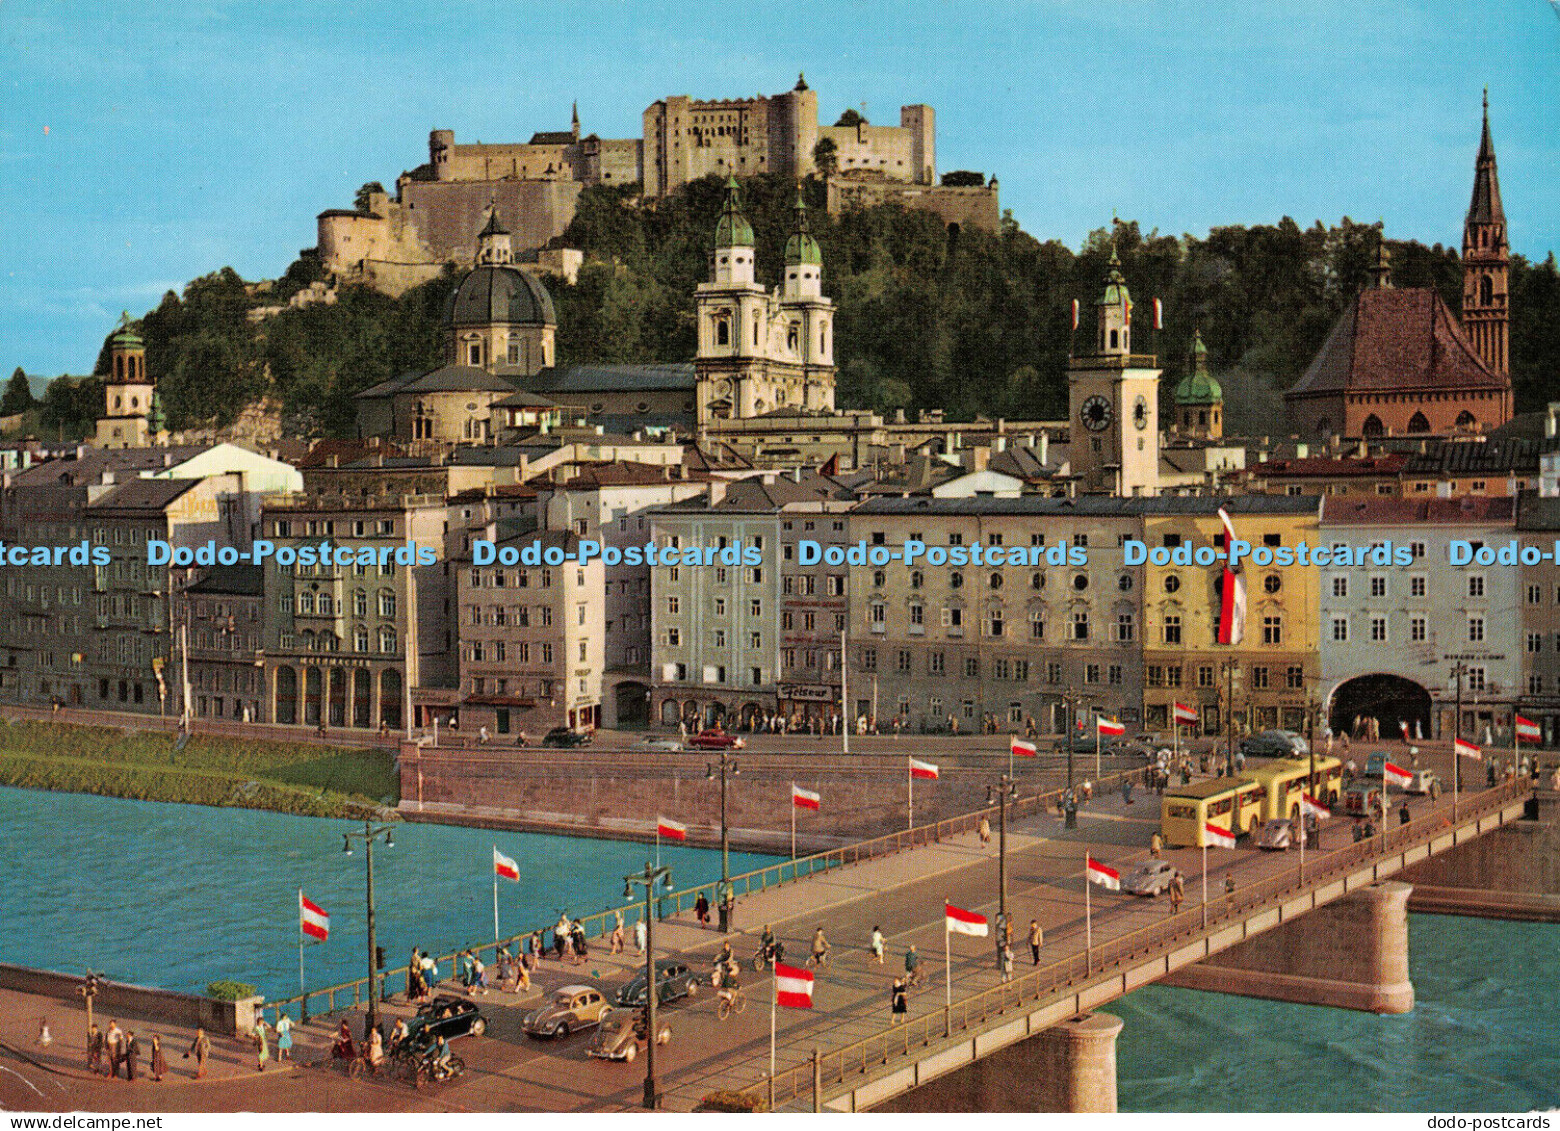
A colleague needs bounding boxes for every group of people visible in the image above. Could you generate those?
[551,913,592,964]
[84,1020,172,1081]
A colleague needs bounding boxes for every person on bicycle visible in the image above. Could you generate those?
[905,944,923,987]
[758,925,777,966]
[427,1034,452,1079]
[387,1018,408,1058]
[811,926,829,966]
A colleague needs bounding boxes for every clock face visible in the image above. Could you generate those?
[1134,395,1149,430]
[1081,394,1113,432]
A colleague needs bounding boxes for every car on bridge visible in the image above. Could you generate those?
[1240,729,1309,758]
[1122,860,1182,897]
[543,727,593,748]
[1256,818,1299,851]
[634,736,685,752]
[586,1006,672,1063]
[405,995,488,1047]
[685,729,744,751]
[523,984,612,1039]
[613,959,703,1007]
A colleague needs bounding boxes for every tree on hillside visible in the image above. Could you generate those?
[813,138,838,178]
[38,376,100,439]
[940,171,986,188]
[835,109,866,128]
[1,368,33,415]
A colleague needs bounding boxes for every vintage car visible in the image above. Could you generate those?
[684,729,744,751]
[542,727,593,748]
[634,736,685,752]
[1256,818,1298,851]
[1240,729,1309,758]
[522,984,612,1039]
[585,1006,672,1063]
[613,959,703,1008]
[1122,860,1182,897]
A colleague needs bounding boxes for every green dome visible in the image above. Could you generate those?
[783,189,822,266]
[714,177,754,249]
[108,311,143,351]
[1174,331,1223,405]
[1098,251,1131,308]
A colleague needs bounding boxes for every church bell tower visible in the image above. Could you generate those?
[1462,90,1509,379]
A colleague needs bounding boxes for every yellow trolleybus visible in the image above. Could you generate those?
[1160,776,1264,848]
[1238,755,1344,823]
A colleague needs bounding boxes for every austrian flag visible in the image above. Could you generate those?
[1300,792,1331,820]
[1173,702,1199,726]
[299,892,330,942]
[773,962,814,1009]
[910,758,940,781]
[1010,737,1038,758]
[1516,715,1542,743]
[1383,760,1415,787]
[656,816,688,842]
[493,847,520,882]
[792,784,820,811]
[1085,856,1120,891]
[944,902,989,937]
[1204,822,1237,849]
[1453,738,1482,762]
[1216,506,1246,646]
[1096,716,1126,737]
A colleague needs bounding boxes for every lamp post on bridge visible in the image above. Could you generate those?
[986,774,1019,935]
[623,861,673,1109]
[1058,688,1094,828]
[341,818,395,1036]
[705,749,739,932]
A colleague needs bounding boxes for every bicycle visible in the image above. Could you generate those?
[806,949,829,969]
[413,1053,465,1089]
[716,988,747,1020]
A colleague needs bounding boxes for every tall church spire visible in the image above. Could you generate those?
[1462,88,1509,378]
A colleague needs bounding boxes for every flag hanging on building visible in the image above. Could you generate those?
[1300,793,1331,820]
[299,892,330,942]
[1516,715,1542,743]
[1204,822,1237,849]
[1010,737,1037,758]
[774,962,814,1008]
[1085,856,1120,890]
[944,902,989,937]
[792,784,821,811]
[1216,506,1246,645]
[910,758,940,780]
[492,847,520,882]
[656,816,687,842]
[1096,716,1126,737]
[1152,297,1163,331]
[1383,760,1415,786]
[1173,703,1198,726]
[1452,738,1482,762]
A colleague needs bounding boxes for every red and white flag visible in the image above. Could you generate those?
[1300,793,1331,820]
[1452,738,1482,763]
[1085,856,1120,891]
[299,892,330,942]
[774,962,814,1009]
[944,902,989,937]
[1010,737,1037,758]
[1383,760,1415,786]
[792,784,820,811]
[1173,702,1198,726]
[493,847,520,882]
[656,816,687,842]
[1516,715,1542,743]
[1204,822,1237,849]
[1096,716,1126,737]
[1216,506,1246,646]
[910,758,939,781]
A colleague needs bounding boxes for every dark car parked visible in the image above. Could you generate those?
[401,995,488,1052]
[542,727,592,748]
[613,959,703,1008]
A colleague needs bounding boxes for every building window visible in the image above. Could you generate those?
[1047,662,1062,685]
[1072,611,1089,641]
[930,652,945,675]
[1370,616,1387,642]
[1410,577,1426,598]
[965,658,980,678]
[1286,665,1304,690]
[1529,633,1544,654]
[1370,576,1386,598]
[1331,577,1348,598]
[1252,666,1269,690]
[1332,617,1349,642]
[1468,576,1485,598]
[1410,616,1427,642]
[1262,615,1282,645]
[1467,666,1486,693]
[1468,617,1485,643]
[1163,615,1181,645]
[1116,613,1134,642]
[1030,611,1045,640]
[1085,663,1100,684]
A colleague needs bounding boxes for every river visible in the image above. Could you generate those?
[3,786,1555,1110]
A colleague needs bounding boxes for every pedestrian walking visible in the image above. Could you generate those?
[253,1019,270,1072]
[1122,778,1134,805]
[1224,872,1236,908]
[1399,801,1411,826]
[406,947,420,999]
[634,917,647,954]
[1028,919,1043,965]
[185,1027,211,1079]
[978,816,992,846]
[150,1034,168,1082]
[695,892,711,926]
[274,1012,293,1062]
[105,1020,124,1079]
[891,976,908,1023]
[87,1022,103,1073]
[420,951,438,996]
[1149,832,1163,858]
[870,925,885,964]
[610,912,626,955]
[905,944,922,987]
[1169,872,1184,915]
[123,1031,139,1081]
[35,1018,52,1048]
[1000,944,1015,983]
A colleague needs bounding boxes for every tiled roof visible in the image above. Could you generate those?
[855,496,1321,517]
[1401,438,1544,476]
[1320,496,1515,526]
[1257,454,1408,478]
[528,363,696,393]
[1287,287,1504,397]
[88,477,202,511]
[186,564,265,596]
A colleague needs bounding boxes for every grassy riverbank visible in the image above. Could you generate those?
[0,719,396,817]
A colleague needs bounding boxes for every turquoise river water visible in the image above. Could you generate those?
[2,786,1555,1110]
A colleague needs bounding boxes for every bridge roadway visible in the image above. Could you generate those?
[267,755,1528,1113]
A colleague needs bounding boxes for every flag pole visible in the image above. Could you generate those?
[907,757,913,831]
[943,900,952,1037]
[1201,838,1208,928]
[297,888,305,1001]
[492,847,500,949]
[1084,856,1092,972]
[1095,716,1102,780]
[790,785,796,861]
[769,971,778,1111]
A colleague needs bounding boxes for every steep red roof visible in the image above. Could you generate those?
[1288,287,1504,397]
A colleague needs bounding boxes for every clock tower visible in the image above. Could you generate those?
[1067,252,1161,496]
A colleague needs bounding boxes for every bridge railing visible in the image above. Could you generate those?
[748,777,1532,1110]
[261,760,1143,1027]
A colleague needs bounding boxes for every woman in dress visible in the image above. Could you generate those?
[274,1012,293,1062]
[150,1034,168,1082]
[253,1020,270,1072]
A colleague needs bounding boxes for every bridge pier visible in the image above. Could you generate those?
[871,1012,1124,1113]
[1160,880,1414,1014]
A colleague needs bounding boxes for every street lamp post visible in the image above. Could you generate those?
[985,775,1019,928]
[1058,688,1094,828]
[705,751,740,932]
[623,861,673,1110]
[342,819,395,1035]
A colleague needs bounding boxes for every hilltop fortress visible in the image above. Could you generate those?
[315,75,998,295]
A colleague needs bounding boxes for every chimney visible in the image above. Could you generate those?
[1295,443,1308,459]
[1258,450,1268,463]
[894,409,906,425]
[707,481,727,506]
[791,467,802,483]
[1038,432,1049,464]
[1547,403,1559,439]
[993,435,1007,453]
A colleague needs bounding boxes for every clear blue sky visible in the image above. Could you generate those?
[2,0,1557,378]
